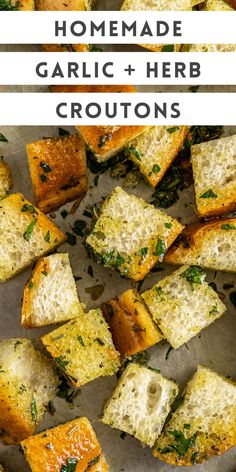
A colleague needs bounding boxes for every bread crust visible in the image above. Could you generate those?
[27,135,88,213]
[102,289,163,357]
[21,417,108,472]
[164,218,236,273]
[0,157,11,199]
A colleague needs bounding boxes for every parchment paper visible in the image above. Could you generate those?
[0,1,236,471]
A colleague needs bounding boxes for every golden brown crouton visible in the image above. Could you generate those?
[27,134,87,213]
[0,155,11,199]
[36,0,91,10]
[102,289,163,357]
[12,0,35,9]
[21,417,108,472]
[164,218,236,273]
[51,85,150,162]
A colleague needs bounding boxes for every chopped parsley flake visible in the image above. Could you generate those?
[161,45,174,52]
[23,218,37,241]
[40,161,52,173]
[166,126,180,134]
[31,398,37,422]
[40,174,48,183]
[55,356,69,372]
[221,223,236,231]
[154,238,166,257]
[138,247,148,258]
[209,305,219,316]
[180,266,206,290]
[77,335,85,347]
[124,146,142,161]
[61,458,78,472]
[44,231,51,243]
[200,189,217,199]
[0,132,8,141]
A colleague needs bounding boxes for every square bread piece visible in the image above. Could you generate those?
[126,126,189,187]
[86,186,184,281]
[27,134,88,213]
[21,417,108,472]
[142,265,226,349]
[154,366,236,466]
[191,135,236,218]
[102,363,178,447]
[0,193,66,283]
[120,0,201,52]
[22,253,84,328]
[0,155,11,199]
[51,84,149,162]
[36,0,92,10]
[164,218,236,273]
[102,289,163,358]
[0,338,59,445]
[41,309,120,388]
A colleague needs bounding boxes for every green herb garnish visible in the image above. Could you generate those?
[0,0,19,10]
[165,346,173,360]
[189,86,199,93]
[55,356,69,372]
[221,223,236,230]
[120,431,127,440]
[23,218,37,241]
[200,189,217,199]
[31,398,37,422]
[21,204,38,215]
[86,456,100,471]
[66,232,77,246]
[98,133,111,148]
[125,146,142,161]
[28,281,34,289]
[161,45,174,52]
[40,174,48,183]
[77,335,85,347]
[162,430,198,457]
[154,238,166,257]
[19,384,26,394]
[40,161,52,173]
[138,247,148,258]
[61,458,78,472]
[164,222,172,229]
[58,127,70,136]
[0,133,8,141]
[149,164,161,176]
[45,231,51,243]
[167,127,180,134]
[180,266,206,290]
[209,304,219,316]
[72,219,87,237]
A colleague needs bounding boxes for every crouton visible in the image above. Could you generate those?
[86,187,184,281]
[120,0,201,52]
[41,308,120,388]
[0,338,59,445]
[191,135,236,218]
[154,365,236,465]
[42,44,89,52]
[21,417,108,472]
[205,0,234,10]
[164,218,236,273]
[102,289,163,358]
[50,84,149,162]
[22,253,84,328]
[102,363,178,447]
[27,134,87,213]
[142,265,226,349]
[126,126,189,187]
[0,193,66,283]
[0,155,11,199]
[36,0,91,10]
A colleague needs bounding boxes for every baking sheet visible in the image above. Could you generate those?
[1,1,236,471]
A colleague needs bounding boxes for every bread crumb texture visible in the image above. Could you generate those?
[191,135,236,217]
[0,338,59,444]
[142,265,226,348]
[154,365,236,465]
[27,134,88,213]
[21,417,108,472]
[22,253,84,328]
[126,126,189,187]
[41,309,120,387]
[102,363,178,447]
[164,218,236,273]
[102,289,163,357]
[86,187,184,281]
[0,193,66,282]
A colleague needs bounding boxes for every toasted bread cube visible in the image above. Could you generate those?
[41,309,120,388]
[22,253,84,328]
[27,134,87,213]
[86,187,184,281]
[164,218,236,273]
[121,0,201,52]
[0,155,11,199]
[0,193,66,283]
[102,363,178,447]
[126,126,189,187]
[142,265,226,349]
[21,417,108,472]
[154,365,236,465]
[42,44,89,52]
[102,289,163,357]
[191,135,236,218]
[0,338,59,445]
[36,0,92,10]
[50,85,149,162]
